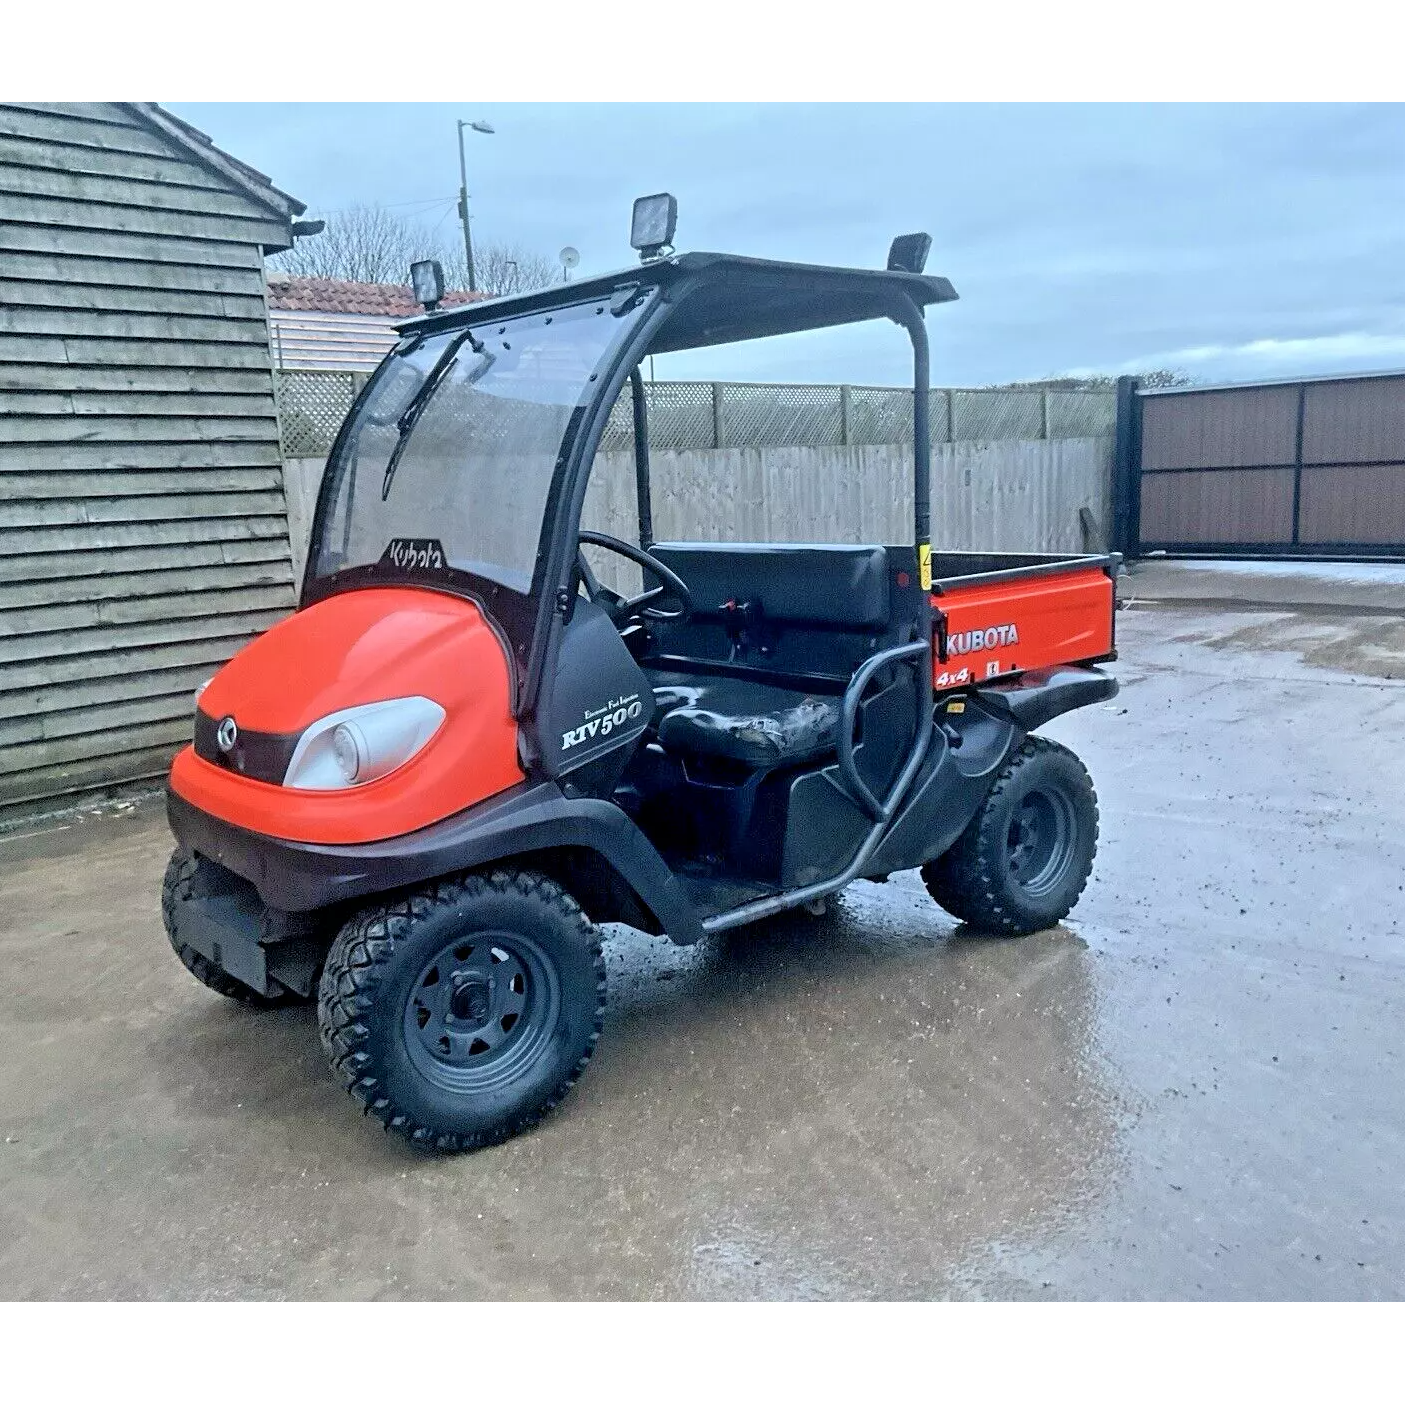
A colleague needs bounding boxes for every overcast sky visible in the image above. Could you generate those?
[169,102,1405,388]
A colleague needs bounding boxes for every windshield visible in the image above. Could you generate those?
[311,297,641,599]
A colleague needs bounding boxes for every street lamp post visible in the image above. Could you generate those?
[456,118,495,293]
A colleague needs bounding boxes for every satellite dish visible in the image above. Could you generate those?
[559,245,580,281]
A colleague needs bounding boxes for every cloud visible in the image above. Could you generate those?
[1065,327,1405,381]
[171,101,1405,388]
[1175,332,1405,366]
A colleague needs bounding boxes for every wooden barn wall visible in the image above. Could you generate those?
[0,101,295,821]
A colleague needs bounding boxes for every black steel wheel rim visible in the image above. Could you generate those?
[402,930,562,1094]
[1006,786,1076,898]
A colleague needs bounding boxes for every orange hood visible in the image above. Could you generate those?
[172,587,524,845]
[198,587,508,733]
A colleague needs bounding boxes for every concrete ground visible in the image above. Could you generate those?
[1124,555,1405,617]
[2,578,1403,1299]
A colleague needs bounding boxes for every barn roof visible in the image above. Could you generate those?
[266,275,491,318]
[122,103,307,222]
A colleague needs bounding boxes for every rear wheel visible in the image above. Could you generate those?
[317,869,606,1153]
[922,737,1098,936]
[162,848,305,1007]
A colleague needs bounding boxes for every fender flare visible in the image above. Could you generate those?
[976,664,1118,732]
[863,665,1117,877]
[166,781,707,945]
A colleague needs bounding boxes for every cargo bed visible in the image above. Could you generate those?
[929,551,1119,691]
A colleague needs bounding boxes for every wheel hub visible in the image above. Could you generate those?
[448,972,493,1027]
[1005,786,1076,897]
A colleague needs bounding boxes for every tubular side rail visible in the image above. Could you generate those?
[702,642,933,935]
[837,639,932,821]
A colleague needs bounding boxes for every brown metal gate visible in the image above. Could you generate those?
[1116,371,1405,558]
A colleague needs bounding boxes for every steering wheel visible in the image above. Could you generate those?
[577,530,692,627]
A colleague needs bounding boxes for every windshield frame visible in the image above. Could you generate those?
[298,258,938,723]
[300,296,653,682]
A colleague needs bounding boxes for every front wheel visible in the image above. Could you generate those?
[922,736,1099,936]
[317,870,606,1153]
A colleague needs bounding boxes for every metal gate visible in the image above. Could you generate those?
[1112,370,1405,558]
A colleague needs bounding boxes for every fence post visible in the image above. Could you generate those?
[1110,374,1142,558]
[1290,382,1306,546]
[840,385,852,446]
[711,382,724,449]
[1041,389,1050,440]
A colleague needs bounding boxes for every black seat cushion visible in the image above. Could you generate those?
[651,675,842,769]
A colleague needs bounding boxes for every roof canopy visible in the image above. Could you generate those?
[397,251,958,351]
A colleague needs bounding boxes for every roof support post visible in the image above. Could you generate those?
[630,367,654,550]
[886,300,932,554]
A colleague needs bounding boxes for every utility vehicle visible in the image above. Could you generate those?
[163,197,1119,1151]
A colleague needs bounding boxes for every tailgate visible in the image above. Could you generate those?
[931,564,1114,690]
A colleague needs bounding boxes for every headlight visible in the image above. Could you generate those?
[331,723,363,783]
[283,697,445,791]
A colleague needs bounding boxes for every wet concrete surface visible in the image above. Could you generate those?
[1123,556,1405,617]
[1,601,1402,1299]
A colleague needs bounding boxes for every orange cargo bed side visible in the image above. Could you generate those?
[931,564,1115,691]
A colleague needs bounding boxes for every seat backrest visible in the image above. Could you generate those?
[644,542,900,686]
[650,543,890,630]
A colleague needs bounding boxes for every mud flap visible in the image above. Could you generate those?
[172,887,272,996]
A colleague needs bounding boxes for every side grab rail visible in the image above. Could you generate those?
[837,639,932,821]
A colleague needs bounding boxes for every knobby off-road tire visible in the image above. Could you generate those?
[922,736,1099,937]
[317,869,607,1153]
[161,847,305,1008]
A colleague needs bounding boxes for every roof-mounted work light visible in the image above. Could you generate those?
[630,193,678,262]
[886,233,932,275]
[410,259,445,311]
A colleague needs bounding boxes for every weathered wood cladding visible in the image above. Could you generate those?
[0,102,301,819]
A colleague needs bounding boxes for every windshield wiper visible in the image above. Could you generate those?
[380,328,486,502]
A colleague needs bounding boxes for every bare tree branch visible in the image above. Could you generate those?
[270,206,557,297]
[270,204,441,283]
[441,242,560,296]
[989,369,1194,390]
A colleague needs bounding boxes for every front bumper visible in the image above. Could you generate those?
[168,787,387,913]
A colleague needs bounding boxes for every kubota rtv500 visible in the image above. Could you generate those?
[163,199,1119,1151]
